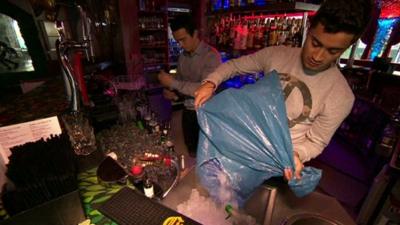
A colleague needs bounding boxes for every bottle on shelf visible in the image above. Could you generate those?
[253,18,264,49]
[263,18,270,48]
[240,19,248,50]
[268,17,278,46]
[246,20,255,49]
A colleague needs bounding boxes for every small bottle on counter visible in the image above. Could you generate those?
[167,141,175,152]
[160,127,168,144]
[180,154,186,171]
[130,164,144,189]
[143,178,155,198]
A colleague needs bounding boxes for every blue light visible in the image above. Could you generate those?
[238,0,247,7]
[255,0,266,6]
[212,0,222,11]
[223,0,230,9]
[243,75,256,84]
[222,76,243,89]
[370,18,399,59]
[221,72,265,89]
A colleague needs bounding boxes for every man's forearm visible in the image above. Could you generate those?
[170,79,202,97]
[293,140,325,162]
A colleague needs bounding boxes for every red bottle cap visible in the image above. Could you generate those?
[131,165,143,176]
[164,156,172,167]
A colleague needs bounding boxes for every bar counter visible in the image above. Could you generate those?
[75,160,356,225]
[0,79,356,225]
[0,130,356,225]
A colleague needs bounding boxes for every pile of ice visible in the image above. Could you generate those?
[176,172,258,225]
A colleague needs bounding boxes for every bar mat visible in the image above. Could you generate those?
[98,187,201,225]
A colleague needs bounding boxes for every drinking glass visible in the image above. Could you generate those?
[62,112,97,155]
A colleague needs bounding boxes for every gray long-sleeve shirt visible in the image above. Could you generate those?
[205,46,354,162]
[170,41,221,109]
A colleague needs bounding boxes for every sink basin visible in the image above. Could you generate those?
[281,213,343,225]
[163,169,355,225]
[243,185,277,225]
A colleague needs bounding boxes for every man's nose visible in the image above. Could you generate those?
[312,48,325,62]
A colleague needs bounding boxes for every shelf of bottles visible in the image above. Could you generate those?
[209,12,305,55]
[210,0,296,13]
[138,0,169,73]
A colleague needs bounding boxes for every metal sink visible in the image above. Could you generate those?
[162,169,355,225]
[243,178,355,225]
[281,213,343,225]
[243,185,277,225]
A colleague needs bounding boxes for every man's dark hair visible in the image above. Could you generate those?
[310,0,373,40]
[169,15,196,36]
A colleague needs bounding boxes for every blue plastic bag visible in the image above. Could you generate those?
[196,71,322,205]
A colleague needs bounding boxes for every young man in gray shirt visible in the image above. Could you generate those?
[194,0,372,180]
[158,15,221,156]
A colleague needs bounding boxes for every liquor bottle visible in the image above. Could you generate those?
[229,16,236,48]
[246,20,255,49]
[268,18,278,46]
[285,17,294,46]
[230,0,235,8]
[149,112,159,134]
[218,17,226,48]
[233,17,242,50]
[292,19,303,47]
[263,18,270,47]
[240,20,248,50]
[160,123,169,145]
[280,16,289,45]
[224,18,232,48]
[180,154,186,170]
[275,17,282,45]
[254,18,264,49]
[166,140,175,153]
[143,177,155,198]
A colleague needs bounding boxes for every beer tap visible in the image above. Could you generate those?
[55,4,94,112]
[77,5,95,63]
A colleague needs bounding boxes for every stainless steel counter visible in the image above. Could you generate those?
[162,168,356,225]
